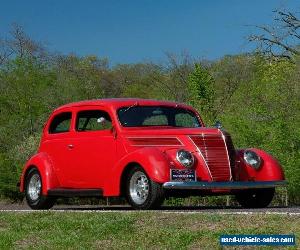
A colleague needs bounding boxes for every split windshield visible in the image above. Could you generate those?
[117,106,201,128]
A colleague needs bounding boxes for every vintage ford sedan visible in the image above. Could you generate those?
[19,98,286,209]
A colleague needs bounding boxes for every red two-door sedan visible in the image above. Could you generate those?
[19,98,286,209]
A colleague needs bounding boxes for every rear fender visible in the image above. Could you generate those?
[104,147,170,196]
[20,152,60,195]
[235,148,285,181]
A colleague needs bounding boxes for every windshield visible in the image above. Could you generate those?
[117,106,201,128]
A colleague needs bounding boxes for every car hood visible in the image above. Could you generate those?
[120,127,231,151]
[120,127,222,136]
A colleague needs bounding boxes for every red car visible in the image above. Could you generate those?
[19,98,286,209]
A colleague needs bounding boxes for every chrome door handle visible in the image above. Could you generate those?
[67,144,74,149]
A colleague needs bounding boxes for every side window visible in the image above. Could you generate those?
[175,112,200,127]
[49,112,72,134]
[76,110,112,132]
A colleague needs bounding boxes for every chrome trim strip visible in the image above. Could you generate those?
[188,135,213,180]
[219,129,233,181]
[202,133,208,159]
[162,180,287,190]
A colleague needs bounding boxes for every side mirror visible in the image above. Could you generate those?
[214,120,222,129]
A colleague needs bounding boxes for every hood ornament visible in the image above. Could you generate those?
[214,120,222,129]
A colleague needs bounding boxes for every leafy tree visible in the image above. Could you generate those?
[188,63,215,123]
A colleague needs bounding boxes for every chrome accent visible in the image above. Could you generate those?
[222,131,236,168]
[202,133,208,159]
[244,150,262,169]
[129,171,149,205]
[176,149,195,168]
[163,180,287,190]
[220,130,233,180]
[214,120,222,129]
[28,174,41,201]
[190,133,232,181]
[188,136,213,179]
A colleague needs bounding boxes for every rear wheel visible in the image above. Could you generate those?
[235,188,275,208]
[125,166,165,209]
[25,168,55,210]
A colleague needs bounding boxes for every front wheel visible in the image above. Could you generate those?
[25,168,56,210]
[235,188,275,208]
[125,166,165,209]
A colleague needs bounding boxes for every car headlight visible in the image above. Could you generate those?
[176,149,194,168]
[243,150,261,169]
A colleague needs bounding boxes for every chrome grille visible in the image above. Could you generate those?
[190,133,232,181]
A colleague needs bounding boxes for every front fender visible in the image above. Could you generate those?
[235,148,285,181]
[20,152,60,195]
[104,147,170,196]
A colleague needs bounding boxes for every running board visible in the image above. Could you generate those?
[48,188,103,197]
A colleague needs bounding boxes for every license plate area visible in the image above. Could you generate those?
[170,169,196,182]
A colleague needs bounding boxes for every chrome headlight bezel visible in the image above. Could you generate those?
[176,149,195,168]
[243,150,262,169]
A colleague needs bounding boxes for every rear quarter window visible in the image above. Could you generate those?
[49,112,72,134]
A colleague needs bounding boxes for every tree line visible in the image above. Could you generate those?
[0,10,299,205]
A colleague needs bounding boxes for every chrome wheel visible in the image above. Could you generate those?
[129,171,149,205]
[27,173,41,201]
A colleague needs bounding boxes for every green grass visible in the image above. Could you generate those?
[0,211,298,249]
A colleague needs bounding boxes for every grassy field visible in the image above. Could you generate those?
[0,211,298,249]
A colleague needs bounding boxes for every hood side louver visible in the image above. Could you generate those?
[128,137,182,146]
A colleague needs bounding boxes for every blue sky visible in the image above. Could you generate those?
[0,0,298,65]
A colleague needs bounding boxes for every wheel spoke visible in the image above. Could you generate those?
[27,174,41,201]
[129,171,150,205]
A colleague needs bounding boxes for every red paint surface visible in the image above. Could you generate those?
[20,98,285,196]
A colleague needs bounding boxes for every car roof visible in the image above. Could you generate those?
[54,98,194,112]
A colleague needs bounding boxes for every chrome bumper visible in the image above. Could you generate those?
[162,180,287,190]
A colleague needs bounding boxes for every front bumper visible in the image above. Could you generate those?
[162,180,287,190]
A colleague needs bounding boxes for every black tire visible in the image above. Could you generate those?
[235,188,275,208]
[125,166,165,210]
[25,168,56,210]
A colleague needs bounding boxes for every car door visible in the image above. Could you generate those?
[41,110,76,187]
[68,107,116,188]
